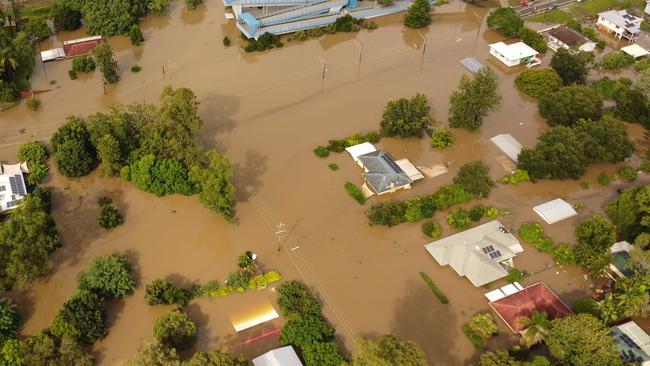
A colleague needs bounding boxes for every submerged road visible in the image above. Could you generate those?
[513,0,578,17]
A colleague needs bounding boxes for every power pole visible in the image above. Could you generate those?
[472,11,484,56]
[318,56,327,92]
[417,31,428,71]
[354,41,363,80]
[275,223,287,252]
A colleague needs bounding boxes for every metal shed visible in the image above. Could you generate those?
[533,199,577,224]
[253,346,304,366]
[490,134,523,163]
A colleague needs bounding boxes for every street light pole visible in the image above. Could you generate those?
[472,11,484,56]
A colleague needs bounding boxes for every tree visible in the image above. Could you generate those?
[51,290,107,344]
[185,0,203,10]
[147,0,171,14]
[518,27,547,53]
[635,68,650,98]
[518,126,587,180]
[546,314,623,366]
[574,216,616,277]
[126,341,181,366]
[128,24,144,46]
[0,331,93,366]
[125,155,195,196]
[153,309,197,350]
[550,48,588,85]
[23,17,50,40]
[516,311,550,347]
[277,281,321,317]
[448,67,501,131]
[186,350,247,366]
[82,0,139,36]
[189,150,236,220]
[468,313,497,339]
[302,342,344,366]
[486,8,523,37]
[78,253,135,298]
[11,32,34,78]
[280,314,334,346]
[97,204,124,229]
[145,278,191,306]
[477,350,518,366]
[514,68,562,99]
[606,185,650,241]
[614,88,650,127]
[538,85,603,126]
[600,275,650,319]
[96,134,123,176]
[18,140,48,164]
[453,161,494,198]
[52,0,82,31]
[93,43,119,84]
[352,334,427,366]
[51,116,96,177]
[573,116,634,164]
[0,297,21,345]
[380,93,432,137]
[404,0,431,29]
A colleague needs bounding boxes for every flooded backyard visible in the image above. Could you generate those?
[1,0,648,364]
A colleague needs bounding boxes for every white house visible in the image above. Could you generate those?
[0,163,29,212]
[547,26,596,52]
[597,10,642,42]
[489,42,539,67]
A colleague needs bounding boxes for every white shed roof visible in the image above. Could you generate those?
[396,158,424,181]
[40,48,65,62]
[490,134,523,163]
[621,44,650,59]
[489,41,538,61]
[252,346,304,366]
[611,240,634,253]
[345,142,376,162]
[533,199,577,224]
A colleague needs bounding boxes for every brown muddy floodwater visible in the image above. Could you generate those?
[1,0,649,365]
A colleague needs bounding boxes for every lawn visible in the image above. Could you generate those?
[528,8,575,23]
[571,0,628,17]
[20,2,53,20]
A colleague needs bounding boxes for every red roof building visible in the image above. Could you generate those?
[489,282,573,333]
[63,36,104,58]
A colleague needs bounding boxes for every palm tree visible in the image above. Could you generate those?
[515,311,551,348]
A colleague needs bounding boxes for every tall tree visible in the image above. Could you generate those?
[189,150,236,221]
[574,215,616,277]
[516,311,551,348]
[448,67,501,131]
[486,8,523,37]
[93,43,119,84]
[352,334,427,366]
[404,0,431,29]
[550,48,588,85]
[538,85,603,127]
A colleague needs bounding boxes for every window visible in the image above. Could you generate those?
[0,185,5,192]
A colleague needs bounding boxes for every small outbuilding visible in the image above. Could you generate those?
[40,47,66,62]
[532,198,577,224]
[424,220,524,287]
[610,241,636,278]
[252,346,304,366]
[621,44,650,59]
[611,321,650,365]
[547,26,596,52]
[489,41,539,67]
[490,134,523,163]
[345,142,376,165]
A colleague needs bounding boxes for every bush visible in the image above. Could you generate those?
[26,97,41,111]
[381,93,432,137]
[51,290,107,344]
[71,56,96,73]
[145,279,191,306]
[404,0,431,28]
[222,36,231,46]
[590,77,631,100]
[334,14,360,32]
[18,141,48,163]
[572,298,601,318]
[453,161,494,198]
[294,30,308,41]
[314,146,329,158]
[431,129,453,148]
[598,51,635,70]
[518,27,547,53]
[0,297,22,344]
[519,223,555,252]
[551,244,576,265]
[248,271,282,289]
[78,253,135,298]
[447,209,471,230]
[227,271,252,290]
[153,310,197,350]
[97,204,124,229]
[68,70,78,80]
[185,0,202,10]
[344,182,365,205]
[515,68,562,99]
[618,165,637,182]
[52,1,82,31]
[131,65,142,73]
[126,155,195,196]
[93,44,119,84]
[148,0,171,14]
[500,169,530,184]
[506,269,525,283]
[129,24,144,46]
[468,205,485,222]
[0,81,19,103]
[597,172,611,185]
[244,32,283,52]
[462,323,485,348]
[419,272,448,304]
[277,281,321,317]
[328,163,338,171]
[422,220,442,239]
[325,132,381,153]
[24,17,50,40]
[27,162,49,185]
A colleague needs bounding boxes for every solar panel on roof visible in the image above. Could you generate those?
[482,245,495,254]
[13,175,25,195]
[618,334,641,350]
[0,185,5,192]
[380,154,402,173]
[8,176,18,193]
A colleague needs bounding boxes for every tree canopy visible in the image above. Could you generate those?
[453,161,494,199]
[0,297,21,345]
[50,289,107,344]
[514,68,562,99]
[189,151,236,220]
[78,253,136,298]
[380,93,432,137]
[448,67,501,131]
[538,85,603,127]
[351,334,427,366]
[606,185,650,241]
[153,309,197,350]
[404,0,431,29]
[486,8,523,37]
[51,116,96,177]
[550,48,588,85]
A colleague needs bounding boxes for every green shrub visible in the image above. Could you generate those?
[248,271,282,289]
[97,204,124,229]
[202,280,221,297]
[185,0,202,10]
[334,14,360,32]
[431,129,453,149]
[381,93,431,137]
[126,155,195,196]
[145,279,191,306]
[314,146,329,158]
[641,160,650,172]
[24,17,51,40]
[404,0,431,29]
[618,165,637,182]
[484,207,499,218]
[19,141,48,163]
[506,269,525,283]
[635,59,650,72]
[153,310,196,350]
[50,290,107,344]
[0,297,21,344]
[572,298,601,318]
[129,24,144,45]
[306,27,324,37]
[468,205,485,222]
[148,0,172,14]
[71,56,96,73]
[68,70,78,80]
[551,244,575,265]
[294,30,308,41]
[421,220,442,239]
[26,97,41,111]
[0,81,19,103]
[325,131,381,153]
[131,64,142,73]
[598,51,635,70]
[328,163,338,171]
[579,181,589,189]
[244,32,283,52]
[27,162,49,185]
[419,272,448,304]
[500,169,530,184]
[447,209,471,230]
[78,253,135,298]
[222,36,231,46]
[590,77,632,100]
[597,172,611,185]
[344,182,365,205]
[518,27,547,53]
[277,281,321,317]
[462,323,485,348]
[454,161,494,199]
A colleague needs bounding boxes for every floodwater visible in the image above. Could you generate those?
[1,0,649,364]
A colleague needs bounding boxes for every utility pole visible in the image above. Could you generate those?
[165,59,176,86]
[354,41,363,80]
[540,4,556,31]
[417,31,428,72]
[318,56,327,92]
[275,223,287,252]
[472,11,484,56]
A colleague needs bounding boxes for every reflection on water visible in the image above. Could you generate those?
[230,297,279,332]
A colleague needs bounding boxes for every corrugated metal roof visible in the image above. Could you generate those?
[532,199,577,224]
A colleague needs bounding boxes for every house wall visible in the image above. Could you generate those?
[489,47,519,67]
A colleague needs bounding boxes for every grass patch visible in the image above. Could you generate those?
[573,0,625,15]
[419,272,448,304]
[328,163,339,171]
[344,182,365,205]
[20,2,53,19]
[528,9,575,23]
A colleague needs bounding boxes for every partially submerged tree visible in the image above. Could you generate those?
[514,68,562,99]
[550,48,588,85]
[404,0,431,29]
[94,43,119,84]
[153,309,197,350]
[453,161,494,198]
[351,334,427,366]
[486,8,523,37]
[448,67,501,131]
[78,253,135,298]
[380,93,432,137]
[538,85,603,127]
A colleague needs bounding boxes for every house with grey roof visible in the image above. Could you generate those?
[0,163,29,213]
[597,9,642,42]
[424,220,524,287]
[357,150,413,195]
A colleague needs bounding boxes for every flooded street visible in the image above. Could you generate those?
[1,0,648,364]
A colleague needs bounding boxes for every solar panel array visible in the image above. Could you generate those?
[618,333,641,350]
[620,349,642,363]
[380,153,402,174]
[8,175,25,196]
[482,245,502,260]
